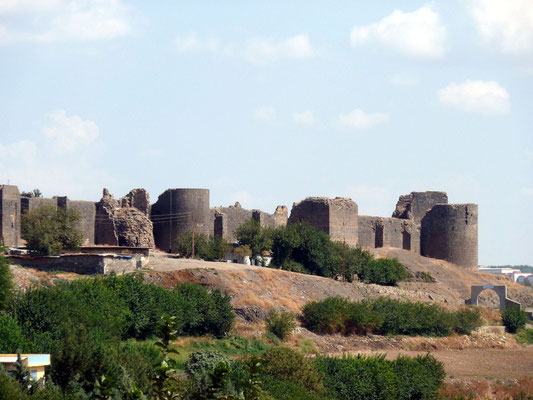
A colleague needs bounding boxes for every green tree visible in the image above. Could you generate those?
[502,306,528,333]
[235,219,273,259]
[0,246,13,310]
[21,206,83,256]
[174,232,230,261]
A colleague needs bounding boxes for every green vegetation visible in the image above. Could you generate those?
[235,218,273,259]
[21,205,83,256]
[516,328,533,345]
[501,306,528,333]
[265,310,296,342]
[174,232,231,261]
[301,297,483,337]
[316,353,445,400]
[0,246,13,311]
[358,257,409,286]
[232,220,407,285]
[270,222,373,282]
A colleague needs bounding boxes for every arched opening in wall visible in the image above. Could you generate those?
[477,289,501,309]
[402,231,411,251]
[375,225,383,248]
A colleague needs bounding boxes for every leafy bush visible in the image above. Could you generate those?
[453,307,483,335]
[358,258,409,286]
[184,350,231,395]
[261,375,328,400]
[502,306,528,333]
[21,205,83,256]
[301,297,351,335]
[0,247,13,311]
[263,347,324,393]
[315,353,445,400]
[0,313,30,353]
[302,297,480,337]
[235,219,273,258]
[517,328,533,345]
[265,309,296,341]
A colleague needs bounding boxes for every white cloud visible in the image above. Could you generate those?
[253,107,276,122]
[525,151,533,161]
[336,108,389,131]
[292,110,316,125]
[0,110,113,199]
[350,4,446,59]
[44,110,99,153]
[437,80,510,115]
[174,32,315,65]
[245,34,314,65]
[0,0,131,45]
[467,0,533,54]
[390,73,419,86]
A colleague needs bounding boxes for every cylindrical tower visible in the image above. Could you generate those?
[421,204,478,267]
[151,188,210,252]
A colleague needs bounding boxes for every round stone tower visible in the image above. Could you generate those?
[151,188,210,252]
[420,204,478,267]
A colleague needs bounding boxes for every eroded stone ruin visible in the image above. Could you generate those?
[0,185,478,266]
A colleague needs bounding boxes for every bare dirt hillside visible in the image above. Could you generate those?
[142,248,533,319]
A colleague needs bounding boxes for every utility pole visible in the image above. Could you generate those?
[168,191,172,253]
[191,212,195,259]
[342,221,346,282]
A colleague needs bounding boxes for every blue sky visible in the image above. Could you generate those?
[0,0,532,265]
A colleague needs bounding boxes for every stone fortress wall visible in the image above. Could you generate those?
[0,185,478,267]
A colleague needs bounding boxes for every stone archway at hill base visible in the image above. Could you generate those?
[466,285,521,311]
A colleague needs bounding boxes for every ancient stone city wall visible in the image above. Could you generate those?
[421,204,478,267]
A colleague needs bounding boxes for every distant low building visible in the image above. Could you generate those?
[478,267,532,283]
[0,354,51,381]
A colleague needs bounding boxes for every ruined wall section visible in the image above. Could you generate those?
[151,188,210,252]
[421,204,478,266]
[96,188,154,248]
[288,197,330,234]
[65,200,96,245]
[0,185,21,247]
[288,197,358,246]
[211,203,252,243]
[393,191,448,223]
[358,216,420,253]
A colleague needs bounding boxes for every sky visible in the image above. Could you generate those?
[0,0,532,265]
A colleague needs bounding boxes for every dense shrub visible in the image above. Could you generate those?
[21,205,83,255]
[0,247,13,311]
[263,347,324,393]
[315,353,445,400]
[185,350,231,395]
[235,219,274,258]
[302,297,482,337]
[300,297,351,335]
[265,309,296,341]
[502,306,528,333]
[261,375,328,400]
[0,313,30,353]
[358,257,409,286]
[453,307,483,335]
